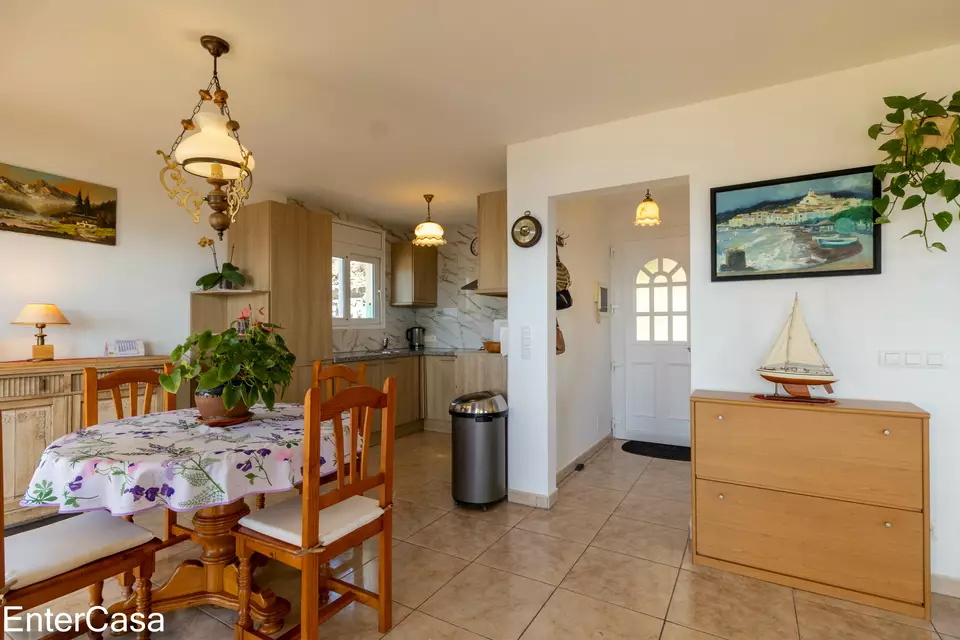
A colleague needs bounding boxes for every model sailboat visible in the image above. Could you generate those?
[757,295,837,400]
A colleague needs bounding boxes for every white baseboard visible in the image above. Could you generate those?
[933,573,960,598]
[556,434,613,486]
[508,488,558,509]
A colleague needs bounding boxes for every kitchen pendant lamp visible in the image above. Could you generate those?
[157,35,254,239]
[634,189,661,226]
[413,194,446,246]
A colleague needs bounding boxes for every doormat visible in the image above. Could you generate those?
[621,441,691,462]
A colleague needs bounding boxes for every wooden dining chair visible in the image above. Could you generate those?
[232,379,396,640]
[0,408,161,639]
[82,364,183,597]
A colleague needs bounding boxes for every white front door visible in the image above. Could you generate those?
[612,238,691,446]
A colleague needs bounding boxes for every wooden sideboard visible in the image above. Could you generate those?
[690,390,930,619]
[0,356,169,526]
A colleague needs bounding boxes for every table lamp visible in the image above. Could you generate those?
[11,303,70,361]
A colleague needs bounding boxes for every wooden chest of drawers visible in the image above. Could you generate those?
[691,390,930,619]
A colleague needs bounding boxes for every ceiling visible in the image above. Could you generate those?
[3,1,959,225]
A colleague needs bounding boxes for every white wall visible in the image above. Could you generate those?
[0,107,286,361]
[554,198,612,470]
[507,44,960,582]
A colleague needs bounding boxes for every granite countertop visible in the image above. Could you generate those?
[332,347,460,363]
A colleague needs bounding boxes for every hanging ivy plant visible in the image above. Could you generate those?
[869,92,960,251]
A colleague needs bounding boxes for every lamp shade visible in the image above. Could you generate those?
[12,303,70,325]
[634,190,661,227]
[413,220,446,246]
[174,112,255,180]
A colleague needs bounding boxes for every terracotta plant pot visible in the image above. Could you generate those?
[195,385,250,424]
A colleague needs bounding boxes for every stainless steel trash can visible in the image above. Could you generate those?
[449,391,508,506]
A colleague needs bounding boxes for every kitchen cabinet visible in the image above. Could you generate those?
[424,356,457,430]
[476,190,508,296]
[381,357,420,426]
[456,351,508,396]
[390,243,438,307]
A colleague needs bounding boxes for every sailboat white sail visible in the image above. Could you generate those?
[757,296,837,386]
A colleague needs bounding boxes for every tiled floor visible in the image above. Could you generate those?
[8,431,960,639]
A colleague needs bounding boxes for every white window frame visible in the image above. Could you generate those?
[332,221,385,329]
[635,257,688,344]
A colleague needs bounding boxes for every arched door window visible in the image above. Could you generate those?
[636,258,687,342]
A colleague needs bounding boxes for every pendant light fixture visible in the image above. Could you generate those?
[157,35,254,239]
[634,189,661,226]
[412,194,446,246]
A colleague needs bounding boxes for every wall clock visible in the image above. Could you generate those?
[470,237,479,256]
[511,212,542,248]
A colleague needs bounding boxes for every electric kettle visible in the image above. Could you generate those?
[406,326,426,351]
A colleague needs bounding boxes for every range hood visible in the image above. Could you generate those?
[461,280,478,291]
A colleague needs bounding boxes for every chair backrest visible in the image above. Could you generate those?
[312,361,367,401]
[300,378,396,550]
[83,364,176,428]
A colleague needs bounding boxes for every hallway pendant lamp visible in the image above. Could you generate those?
[634,189,661,226]
[157,35,255,239]
[412,194,446,246]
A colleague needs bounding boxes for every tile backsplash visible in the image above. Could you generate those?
[324,206,506,353]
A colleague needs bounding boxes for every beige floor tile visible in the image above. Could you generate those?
[308,599,413,640]
[667,568,798,640]
[152,541,203,586]
[344,541,468,608]
[383,611,486,639]
[420,563,554,640]
[407,512,511,561]
[935,593,960,637]
[515,502,610,544]
[519,588,662,640]
[453,500,533,527]
[476,528,586,585]
[392,498,448,540]
[395,458,452,483]
[659,622,724,639]
[557,478,626,514]
[591,516,688,566]
[646,458,692,475]
[587,445,652,473]
[567,465,641,491]
[330,536,383,578]
[560,547,678,619]
[394,479,456,511]
[613,493,691,530]
[630,472,691,503]
[794,589,935,631]
[795,599,938,640]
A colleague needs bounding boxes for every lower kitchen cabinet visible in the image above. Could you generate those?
[424,356,457,430]
[381,356,420,426]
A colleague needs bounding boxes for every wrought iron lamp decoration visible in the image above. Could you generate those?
[634,189,661,226]
[412,194,446,246]
[157,35,254,239]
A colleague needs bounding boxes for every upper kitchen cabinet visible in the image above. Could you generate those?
[391,243,437,307]
[476,190,508,296]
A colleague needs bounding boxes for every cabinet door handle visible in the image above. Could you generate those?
[882,429,890,436]
[718,494,724,500]
[884,521,892,528]
[717,415,724,421]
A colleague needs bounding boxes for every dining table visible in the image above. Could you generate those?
[21,403,359,633]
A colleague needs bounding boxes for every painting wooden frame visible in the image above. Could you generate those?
[0,161,117,246]
[711,166,881,282]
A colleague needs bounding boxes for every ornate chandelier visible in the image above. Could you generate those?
[157,35,254,239]
[412,194,446,246]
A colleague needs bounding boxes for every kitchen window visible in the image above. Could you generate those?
[332,221,384,328]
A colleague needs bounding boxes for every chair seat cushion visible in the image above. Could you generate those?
[6,511,155,590]
[238,495,384,548]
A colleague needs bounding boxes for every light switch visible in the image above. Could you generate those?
[905,351,923,366]
[927,352,946,368]
[881,351,902,366]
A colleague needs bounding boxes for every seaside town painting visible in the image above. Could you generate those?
[712,167,879,281]
[0,162,117,245]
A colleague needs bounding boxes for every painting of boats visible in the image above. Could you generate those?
[711,166,880,281]
[0,161,117,246]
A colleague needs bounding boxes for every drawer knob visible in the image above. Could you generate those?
[718,494,724,500]
[717,415,724,421]
[884,521,892,528]
[882,429,890,436]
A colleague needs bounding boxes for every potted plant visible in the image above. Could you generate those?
[868,91,960,251]
[196,237,246,290]
[159,308,296,424]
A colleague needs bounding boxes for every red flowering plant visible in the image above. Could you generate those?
[159,307,295,410]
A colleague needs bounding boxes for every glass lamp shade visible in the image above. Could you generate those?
[11,303,70,325]
[412,220,446,246]
[174,112,254,180]
[634,192,661,226]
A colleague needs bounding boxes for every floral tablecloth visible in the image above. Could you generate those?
[21,404,356,516]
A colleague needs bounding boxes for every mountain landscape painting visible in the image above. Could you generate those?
[711,166,880,282]
[0,162,117,245]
